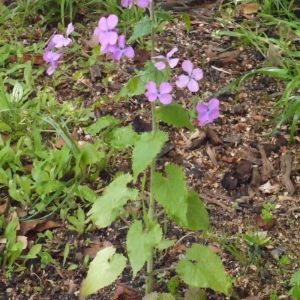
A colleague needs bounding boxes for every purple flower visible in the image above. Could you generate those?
[136,0,152,8]
[52,23,74,48]
[153,47,179,70]
[196,99,220,126]
[97,15,119,47]
[109,35,134,60]
[175,60,203,92]
[145,81,172,105]
[121,0,133,8]
[43,51,61,75]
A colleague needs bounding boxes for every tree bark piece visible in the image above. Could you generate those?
[280,153,295,195]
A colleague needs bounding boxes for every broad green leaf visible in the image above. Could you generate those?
[152,164,188,224]
[172,191,209,231]
[132,130,168,181]
[109,126,138,150]
[75,185,98,203]
[155,103,194,131]
[127,220,162,276]
[77,143,105,165]
[184,288,207,300]
[176,244,231,295]
[127,77,140,93]
[143,292,176,300]
[21,244,42,260]
[88,174,138,228]
[79,247,126,299]
[85,115,120,135]
[156,239,176,251]
[128,16,152,43]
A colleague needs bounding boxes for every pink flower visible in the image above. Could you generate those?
[175,60,203,92]
[109,35,134,60]
[196,99,220,126]
[97,15,119,47]
[52,23,74,48]
[43,51,61,75]
[136,0,152,8]
[145,81,172,105]
[121,0,133,8]
[153,47,179,70]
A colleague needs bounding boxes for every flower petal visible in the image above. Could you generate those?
[108,31,118,45]
[136,0,150,8]
[209,109,219,120]
[98,17,108,31]
[107,14,118,29]
[168,58,179,68]
[66,23,74,36]
[159,82,172,94]
[192,68,203,81]
[146,81,157,93]
[181,60,193,74]
[187,79,199,92]
[166,47,178,58]
[112,49,123,60]
[159,94,172,105]
[196,103,208,114]
[175,75,189,88]
[145,91,157,102]
[154,61,166,70]
[118,35,126,48]
[208,98,220,110]
[124,46,135,58]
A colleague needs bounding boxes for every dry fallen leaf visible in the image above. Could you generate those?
[17,236,28,250]
[19,219,63,235]
[259,181,280,194]
[241,3,259,14]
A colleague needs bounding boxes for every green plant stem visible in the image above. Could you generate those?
[146,2,157,293]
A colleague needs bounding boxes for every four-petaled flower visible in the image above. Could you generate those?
[196,99,220,126]
[52,23,74,48]
[145,81,172,105]
[97,14,119,47]
[109,35,135,60]
[153,47,179,70]
[175,60,203,92]
[43,51,61,75]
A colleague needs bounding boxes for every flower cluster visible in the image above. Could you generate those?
[43,23,74,75]
[93,15,134,61]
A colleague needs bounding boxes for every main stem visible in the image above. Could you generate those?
[146,0,156,294]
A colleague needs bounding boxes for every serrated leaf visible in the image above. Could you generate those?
[75,185,98,203]
[79,247,126,299]
[132,130,168,181]
[128,16,152,43]
[152,164,188,224]
[155,102,194,131]
[172,191,209,231]
[109,126,138,150]
[85,115,120,135]
[127,221,162,276]
[88,174,138,228]
[143,292,176,300]
[176,244,231,295]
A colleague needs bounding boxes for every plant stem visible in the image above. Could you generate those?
[146,1,157,294]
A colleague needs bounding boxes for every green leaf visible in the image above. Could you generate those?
[183,13,191,32]
[152,164,188,225]
[85,115,120,135]
[174,191,209,231]
[79,247,126,299]
[156,239,176,251]
[127,220,162,276]
[75,185,98,203]
[109,126,138,150]
[176,244,231,295]
[155,102,194,131]
[88,174,138,228]
[143,292,176,300]
[128,16,152,43]
[127,77,140,93]
[132,130,168,181]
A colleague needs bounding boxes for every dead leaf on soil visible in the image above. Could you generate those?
[84,238,113,258]
[210,50,241,65]
[16,236,28,249]
[242,297,260,300]
[253,214,276,230]
[174,243,188,252]
[19,219,63,235]
[267,43,283,67]
[184,287,207,300]
[55,136,66,148]
[113,284,141,300]
[0,202,8,214]
[241,3,259,14]
[207,244,220,253]
[10,54,45,65]
[64,279,77,294]
[206,144,218,166]
[259,181,280,194]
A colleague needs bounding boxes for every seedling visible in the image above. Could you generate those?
[261,202,276,224]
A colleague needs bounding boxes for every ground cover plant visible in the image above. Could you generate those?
[1,0,300,299]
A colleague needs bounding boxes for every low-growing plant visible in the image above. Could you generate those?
[37,1,233,298]
[261,202,276,224]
